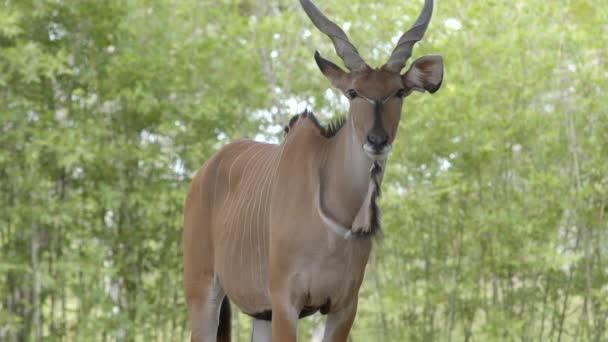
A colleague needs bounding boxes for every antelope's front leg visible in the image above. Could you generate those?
[322,300,358,342]
[270,290,300,342]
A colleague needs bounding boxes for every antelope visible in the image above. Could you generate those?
[183,0,443,340]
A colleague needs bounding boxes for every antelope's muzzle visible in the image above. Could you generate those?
[363,101,392,160]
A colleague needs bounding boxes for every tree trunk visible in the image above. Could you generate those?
[31,232,41,342]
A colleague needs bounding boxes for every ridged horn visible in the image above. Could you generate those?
[299,0,368,71]
[383,0,434,72]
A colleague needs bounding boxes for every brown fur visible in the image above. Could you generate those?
[183,1,443,341]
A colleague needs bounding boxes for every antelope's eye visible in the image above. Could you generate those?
[346,89,358,99]
[396,88,406,98]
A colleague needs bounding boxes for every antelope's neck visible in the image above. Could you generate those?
[321,117,383,228]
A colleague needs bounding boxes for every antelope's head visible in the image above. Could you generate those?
[301,0,443,161]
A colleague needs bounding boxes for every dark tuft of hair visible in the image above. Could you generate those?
[350,162,383,239]
[283,109,346,139]
[369,162,382,235]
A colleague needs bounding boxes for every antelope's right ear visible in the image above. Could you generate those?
[314,51,348,91]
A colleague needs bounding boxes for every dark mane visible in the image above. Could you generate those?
[283,109,346,138]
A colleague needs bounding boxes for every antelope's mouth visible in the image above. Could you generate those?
[363,143,391,160]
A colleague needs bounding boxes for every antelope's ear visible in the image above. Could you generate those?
[402,55,443,94]
[314,50,348,91]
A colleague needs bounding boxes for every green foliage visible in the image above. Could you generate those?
[1,0,606,341]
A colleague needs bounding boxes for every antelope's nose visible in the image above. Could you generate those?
[367,131,388,148]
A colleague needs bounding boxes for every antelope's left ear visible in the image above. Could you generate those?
[402,55,443,94]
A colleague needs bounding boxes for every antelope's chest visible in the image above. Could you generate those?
[294,238,372,313]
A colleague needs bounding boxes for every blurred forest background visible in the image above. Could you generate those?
[1,0,607,341]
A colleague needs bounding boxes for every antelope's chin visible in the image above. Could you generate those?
[363,143,391,161]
